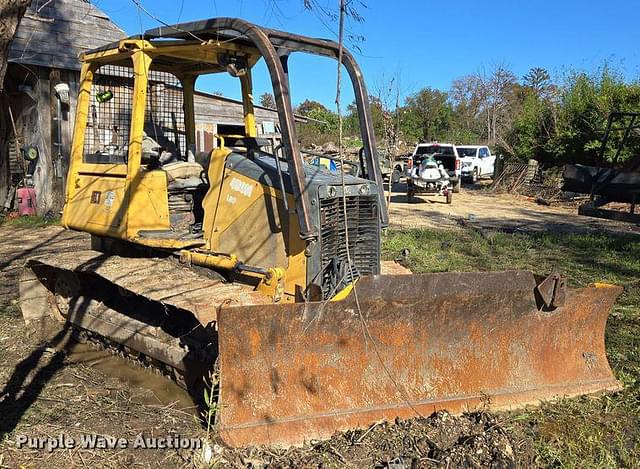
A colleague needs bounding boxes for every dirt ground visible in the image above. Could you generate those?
[0,225,205,468]
[0,189,637,468]
[386,181,640,235]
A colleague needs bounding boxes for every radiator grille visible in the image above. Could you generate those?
[319,194,380,299]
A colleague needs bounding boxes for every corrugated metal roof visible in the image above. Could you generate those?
[8,0,125,70]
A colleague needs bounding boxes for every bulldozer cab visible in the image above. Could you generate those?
[61,18,387,250]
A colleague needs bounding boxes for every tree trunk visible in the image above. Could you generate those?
[0,0,32,90]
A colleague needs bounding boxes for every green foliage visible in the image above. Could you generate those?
[297,99,328,116]
[504,89,555,162]
[523,67,552,95]
[202,369,220,442]
[306,107,339,131]
[291,62,640,166]
[258,92,275,109]
[296,99,340,146]
[549,66,640,165]
[401,87,453,142]
[0,214,59,228]
[383,227,640,468]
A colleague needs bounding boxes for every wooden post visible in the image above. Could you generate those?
[181,74,196,153]
[26,66,53,215]
[50,69,65,211]
[525,159,538,183]
[0,93,8,209]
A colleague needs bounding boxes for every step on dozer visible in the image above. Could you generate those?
[19,17,622,447]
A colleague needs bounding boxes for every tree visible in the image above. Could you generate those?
[402,87,453,142]
[503,89,556,161]
[295,99,339,130]
[450,75,485,142]
[367,96,387,139]
[372,72,402,153]
[295,99,340,146]
[447,65,519,147]
[482,64,518,145]
[523,67,551,95]
[549,66,640,165]
[296,99,328,116]
[259,92,275,109]
[496,68,558,161]
[0,0,32,89]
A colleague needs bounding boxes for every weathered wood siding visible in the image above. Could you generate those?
[2,0,123,214]
[8,0,124,71]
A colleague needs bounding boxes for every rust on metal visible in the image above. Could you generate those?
[216,270,622,448]
[535,272,566,309]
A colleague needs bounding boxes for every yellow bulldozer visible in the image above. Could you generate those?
[19,18,622,447]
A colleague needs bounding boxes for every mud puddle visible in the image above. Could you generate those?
[64,341,197,412]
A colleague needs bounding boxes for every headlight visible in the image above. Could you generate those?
[462,161,472,168]
[359,184,371,195]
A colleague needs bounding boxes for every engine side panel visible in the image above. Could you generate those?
[204,160,307,301]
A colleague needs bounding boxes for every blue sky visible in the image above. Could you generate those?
[96,0,640,109]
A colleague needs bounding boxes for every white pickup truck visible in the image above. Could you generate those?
[457,145,496,183]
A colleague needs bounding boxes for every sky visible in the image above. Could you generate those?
[95,0,640,110]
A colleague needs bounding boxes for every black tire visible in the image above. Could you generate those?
[407,191,415,203]
[391,169,401,184]
[446,192,453,204]
[452,179,461,193]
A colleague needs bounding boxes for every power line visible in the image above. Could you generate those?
[177,0,185,23]
[334,0,424,420]
[130,0,205,42]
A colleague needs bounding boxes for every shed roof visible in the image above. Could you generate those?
[8,0,125,71]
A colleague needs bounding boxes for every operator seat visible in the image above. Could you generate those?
[163,161,206,190]
[140,123,206,190]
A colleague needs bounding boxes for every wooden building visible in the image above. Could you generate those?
[193,91,284,154]
[1,0,124,214]
[1,0,298,216]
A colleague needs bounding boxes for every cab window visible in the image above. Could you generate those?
[457,147,477,157]
[83,64,186,166]
[416,145,454,156]
[83,63,134,164]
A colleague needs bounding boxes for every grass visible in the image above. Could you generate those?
[0,214,60,228]
[382,227,640,468]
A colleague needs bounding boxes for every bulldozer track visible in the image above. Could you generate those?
[19,250,269,395]
[70,325,189,388]
[19,254,414,398]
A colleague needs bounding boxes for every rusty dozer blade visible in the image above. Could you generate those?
[216,270,622,448]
